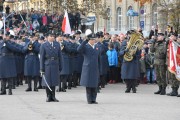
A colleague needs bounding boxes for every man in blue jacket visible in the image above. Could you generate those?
[77,33,99,104]
[23,33,41,92]
[40,33,62,102]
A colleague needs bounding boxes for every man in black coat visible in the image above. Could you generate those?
[77,33,100,104]
[40,33,62,102]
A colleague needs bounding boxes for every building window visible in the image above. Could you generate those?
[152,3,157,26]
[117,7,122,31]
[128,6,134,30]
[106,8,111,32]
[129,16,134,30]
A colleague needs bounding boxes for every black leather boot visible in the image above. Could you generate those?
[34,80,38,92]
[125,80,131,93]
[8,84,13,95]
[8,89,12,95]
[154,86,162,94]
[26,78,32,92]
[160,87,166,95]
[0,80,6,95]
[51,87,59,102]
[46,87,52,102]
[169,87,178,96]
[132,80,137,93]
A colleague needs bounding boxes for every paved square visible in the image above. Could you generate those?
[0,84,179,120]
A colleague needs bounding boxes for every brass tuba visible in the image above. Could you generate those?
[124,31,144,61]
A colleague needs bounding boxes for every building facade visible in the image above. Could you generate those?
[94,0,159,36]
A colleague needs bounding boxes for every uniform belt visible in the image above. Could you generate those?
[46,57,58,61]
[0,53,13,56]
[28,53,37,56]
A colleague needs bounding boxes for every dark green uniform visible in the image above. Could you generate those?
[150,39,167,95]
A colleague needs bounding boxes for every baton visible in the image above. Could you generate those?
[42,74,52,91]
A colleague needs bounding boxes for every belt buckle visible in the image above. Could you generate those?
[51,57,55,60]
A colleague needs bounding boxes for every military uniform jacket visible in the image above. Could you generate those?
[119,40,141,80]
[0,40,23,78]
[96,42,109,75]
[23,40,41,76]
[77,40,99,88]
[150,41,167,65]
[68,41,80,73]
[60,40,72,75]
[40,41,62,87]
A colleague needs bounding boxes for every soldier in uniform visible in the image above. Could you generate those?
[0,33,23,95]
[40,33,62,102]
[57,34,71,92]
[68,35,80,89]
[150,33,167,95]
[23,33,41,92]
[77,33,100,104]
[95,32,109,88]
[166,33,180,96]
[74,31,84,86]
[119,34,141,93]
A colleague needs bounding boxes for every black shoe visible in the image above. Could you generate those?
[132,88,136,93]
[133,90,136,93]
[92,101,98,104]
[19,81,23,85]
[68,87,71,89]
[34,88,38,92]
[56,88,62,92]
[88,101,92,104]
[52,97,59,102]
[101,86,105,88]
[25,88,32,92]
[12,86,16,89]
[8,90,12,95]
[0,91,6,95]
[125,88,131,93]
[62,89,66,92]
[37,86,43,89]
[154,86,162,94]
[177,94,180,97]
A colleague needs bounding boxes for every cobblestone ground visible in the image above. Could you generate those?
[0,83,179,120]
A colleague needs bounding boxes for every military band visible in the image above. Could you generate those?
[0,28,180,104]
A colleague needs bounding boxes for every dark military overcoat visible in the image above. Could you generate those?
[119,40,141,80]
[40,41,62,87]
[23,40,41,76]
[77,40,99,88]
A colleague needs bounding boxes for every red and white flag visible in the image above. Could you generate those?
[168,40,180,81]
[62,10,71,34]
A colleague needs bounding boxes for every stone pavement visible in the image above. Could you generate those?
[0,83,179,120]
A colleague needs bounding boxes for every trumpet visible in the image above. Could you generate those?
[28,42,33,51]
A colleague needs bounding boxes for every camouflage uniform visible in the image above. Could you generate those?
[150,40,167,95]
[168,71,180,88]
